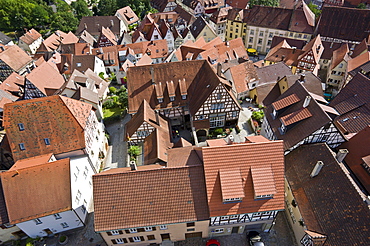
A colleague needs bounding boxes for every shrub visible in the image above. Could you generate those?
[109,86,117,94]
[252,110,264,122]
[103,99,116,109]
[128,145,140,160]
[212,128,224,136]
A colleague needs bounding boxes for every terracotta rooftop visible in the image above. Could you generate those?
[202,140,285,217]
[20,28,42,45]
[229,60,258,94]
[143,128,172,164]
[280,107,312,126]
[93,165,209,231]
[25,62,65,97]
[116,6,139,25]
[347,51,370,72]
[10,153,53,170]
[251,166,277,197]
[225,0,249,9]
[338,126,370,194]
[329,73,370,134]
[0,175,9,226]
[330,43,350,70]
[272,93,300,110]
[76,16,121,37]
[166,146,202,167]
[219,168,245,200]
[285,143,370,245]
[3,95,92,161]
[0,45,32,72]
[1,158,71,225]
[127,60,238,115]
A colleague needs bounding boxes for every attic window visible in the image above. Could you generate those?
[19,143,26,151]
[182,95,187,100]
[158,98,163,103]
[170,96,175,102]
[18,123,25,131]
[255,194,274,199]
[77,63,82,67]
[44,138,50,145]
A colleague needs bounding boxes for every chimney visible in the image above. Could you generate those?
[292,47,296,54]
[227,135,234,145]
[303,95,311,108]
[110,19,114,27]
[299,73,306,82]
[336,149,349,163]
[216,63,222,76]
[130,160,137,171]
[84,22,87,29]
[310,161,324,178]
[150,66,155,84]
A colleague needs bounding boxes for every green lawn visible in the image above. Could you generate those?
[103,107,123,118]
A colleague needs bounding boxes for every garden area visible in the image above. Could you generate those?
[102,86,128,123]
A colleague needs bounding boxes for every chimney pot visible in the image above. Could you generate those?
[130,160,137,171]
[303,95,311,108]
[310,161,324,178]
[336,149,349,163]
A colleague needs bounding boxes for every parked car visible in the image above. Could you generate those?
[206,239,220,246]
[247,231,265,246]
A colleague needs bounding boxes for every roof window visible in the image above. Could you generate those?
[18,123,25,131]
[44,138,50,145]
[19,143,26,151]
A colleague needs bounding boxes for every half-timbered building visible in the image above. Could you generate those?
[127,60,241,133]
[261,80,346,154]
[0,45,34,82]
[201,137,285,235]
[125,99,170,144]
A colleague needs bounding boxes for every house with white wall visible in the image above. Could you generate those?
[3,95,108,173]
[18,29,43,54]
[1,154,94,238]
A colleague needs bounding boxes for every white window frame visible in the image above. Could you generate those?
[115,238,125,244]
[61,222,69,228]
[54,213,62,220]
[144,227,153,232]
[111,230,120,235]
[129,228,137,233]
[133,236,142,242]
[159,225,167,230]
[214,228,224,233]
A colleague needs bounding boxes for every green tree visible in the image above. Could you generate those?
[97,0,117,16]
[307,2,321,18]
[252,110,264,122]
[249,0,279,8]
[71,0,92,19]
[116,0,155,17]
[128,145,140,160]
[357,3,366,9]
[51,11,79,32]
[116,85,128,109]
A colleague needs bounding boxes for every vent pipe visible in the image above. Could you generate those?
[336,149,349,163]
[310,161,324,178]
[130,161,137,171]
[303,96,311,108]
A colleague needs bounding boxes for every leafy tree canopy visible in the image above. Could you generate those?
[307,2,321,18]
[249,0,279,8]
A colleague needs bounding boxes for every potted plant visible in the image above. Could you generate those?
[59,235,68,245]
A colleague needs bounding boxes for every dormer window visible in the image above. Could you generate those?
[255,194,274,199]
[18,123,25,131]
[158,98,163,103]
[224,197,242,203]
[182,95,187,100]
[170,96,175,102]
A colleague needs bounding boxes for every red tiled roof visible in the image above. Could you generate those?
[251,166,277,196]
[219,169,245,199]
[0,45,32,72]
[3,95,91,161]
[202,141,285,217]
[166,146,202,167]
[272,93,300,110]
[1,158,71,224]
[93,165,209,231]
[10,153,53,170]
[20,29,42,45]
[280,107,312,126]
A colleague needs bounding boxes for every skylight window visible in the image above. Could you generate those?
[18,123,24,131]
[19,143,25,151]
[44,138,50,145]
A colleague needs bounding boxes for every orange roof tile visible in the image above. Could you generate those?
[206,139,227,146]
[251,166,277,197]
[10,153,53,170]
[219,169,245,199]
[20,28,42,45]
[1,158,71,224]
[202,141,285,216]
[3,95,91,161]
[280,107,312,126]
[347,51,370,72]
[245,135,270,143]
[0,45,32,72]
[272,93,300,110]
[93,166,209,231]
